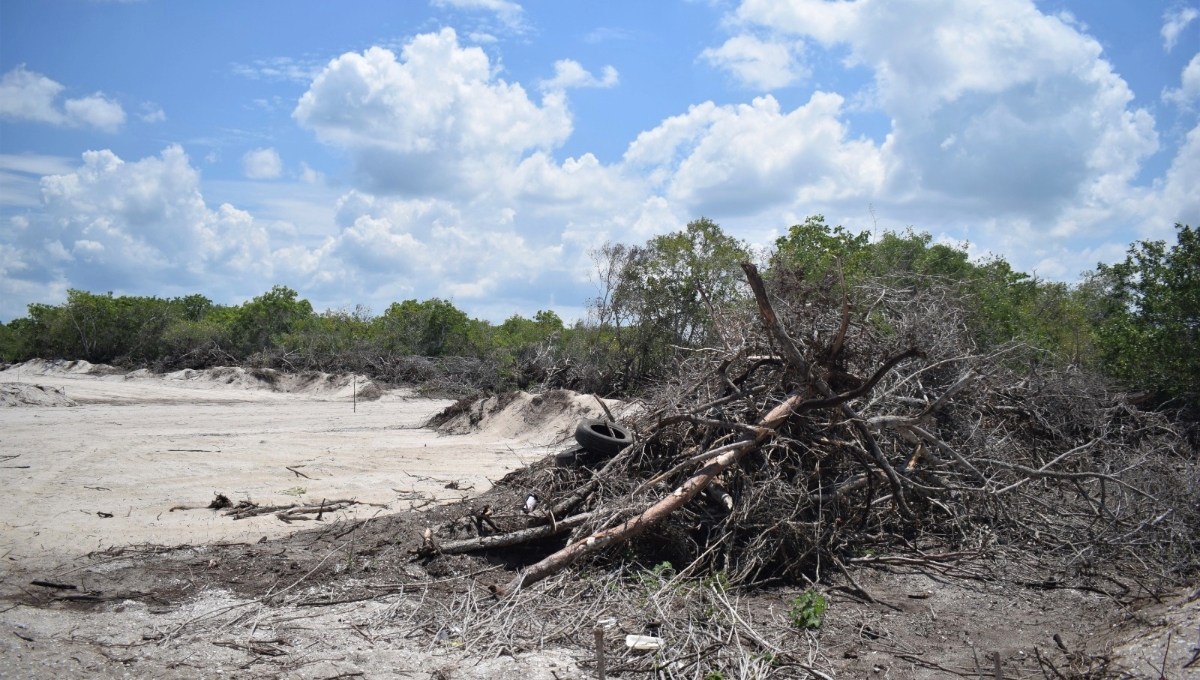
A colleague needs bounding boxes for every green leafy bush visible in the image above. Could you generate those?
[788,590,827,629]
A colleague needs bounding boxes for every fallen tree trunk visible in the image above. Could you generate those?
[427,511,595,556]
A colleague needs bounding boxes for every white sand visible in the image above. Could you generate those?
[0,361,603,564]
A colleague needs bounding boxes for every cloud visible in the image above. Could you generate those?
[0,66,126,132]
[324,189,627,309]
[0,154,77,177]
[242,148,283,179]
[1163,7,1199,52]
[730,0,1158,226]
[0,146,305,316]
[1164,52,1200,106]
[700,34,807,90]
[626,92,884,215]
[1155,121,1200,229]
[0,66,65,125]
[139,103,167,123]
[299,162,325,185]
[539,60,619,91]
[0,154,78,208]
[62,94,126,132]
[232,56,323,82]
[430,0,525,30]
[584,27,636,44]
[11,5,1198,324]
[294,28,572,196]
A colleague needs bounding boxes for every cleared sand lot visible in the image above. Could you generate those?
[0,361,617,678]
[0,360,583,565]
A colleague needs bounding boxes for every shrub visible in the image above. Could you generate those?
[788,590,827,629]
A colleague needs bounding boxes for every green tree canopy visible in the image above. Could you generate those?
[1091,223,1199,404]
[374,298,474,356]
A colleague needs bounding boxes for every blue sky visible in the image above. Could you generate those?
[1,0,1197,322]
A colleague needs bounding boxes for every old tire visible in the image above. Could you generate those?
[554,444,586,467]
[574,419,635,457]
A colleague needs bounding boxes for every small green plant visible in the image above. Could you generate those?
[705,672,725,680]
[278,486,306,496]
[789,590,827,629]
[635,561,676,590]
[701,570,729,593]
[754,652,782,667]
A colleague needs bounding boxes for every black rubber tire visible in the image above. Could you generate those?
[554,445,585,467]
[574,419,635,457]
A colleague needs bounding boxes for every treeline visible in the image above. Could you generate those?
[1,218,1195,406]
[0,286,570,391]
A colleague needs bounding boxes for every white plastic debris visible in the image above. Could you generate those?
[625,635,664,651]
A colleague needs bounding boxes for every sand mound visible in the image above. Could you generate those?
[5,358,120,376]
[2,361,383,400]
[162,366,383,399]
[0,383,78,407]
[430,390,630,446]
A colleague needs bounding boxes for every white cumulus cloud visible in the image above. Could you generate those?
[626,92,884,216]
[242,148,283,179]
[540,60,619,91]
[0,66,126,132]
[294,28,572,196]
[62,94,127,132]
[10,6,1199,322]
[1163,7,1199,52]
[1164,52,1200,106]
[0,146,306,313]
[732,0,1159,231]
[700,34,807,90]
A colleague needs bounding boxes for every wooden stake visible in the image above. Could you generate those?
[353,375,356,412]
[594,626,606,680]
[993,650,1002,679]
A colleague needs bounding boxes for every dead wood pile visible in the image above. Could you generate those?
[425,263,1198,598]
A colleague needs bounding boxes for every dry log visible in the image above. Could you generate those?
[423,511,594,555]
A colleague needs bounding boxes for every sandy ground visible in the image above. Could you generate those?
[0,361,593,567]
[0,361,617,679]
[0,361,1193,679]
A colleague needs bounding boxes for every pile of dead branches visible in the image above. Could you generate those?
[425,262,1198,598]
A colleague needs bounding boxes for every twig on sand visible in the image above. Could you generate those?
[286,466,313,480]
